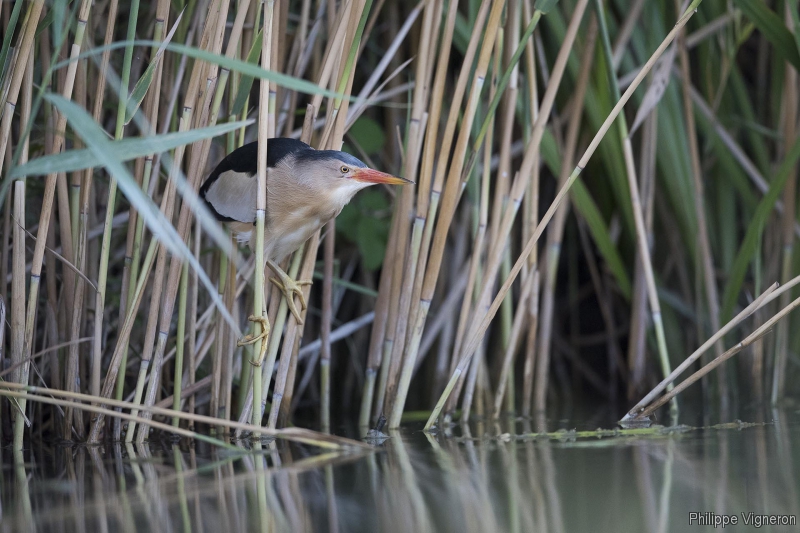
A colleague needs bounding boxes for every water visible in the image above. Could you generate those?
[2,410,799,532]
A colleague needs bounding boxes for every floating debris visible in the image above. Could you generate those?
[619,415,653,429]
[365,413,390,445]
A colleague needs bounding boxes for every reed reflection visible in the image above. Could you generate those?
[1,414,798,532]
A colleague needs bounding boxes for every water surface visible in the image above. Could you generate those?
[2,410,799,532]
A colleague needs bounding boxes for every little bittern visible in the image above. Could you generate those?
[200,137,411,362]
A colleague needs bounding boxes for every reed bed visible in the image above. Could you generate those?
[1,0,800,448]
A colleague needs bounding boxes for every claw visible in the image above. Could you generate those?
[267,260,312,324]
[238,314,270,365]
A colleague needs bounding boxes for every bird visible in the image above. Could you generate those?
[200,137,411,363]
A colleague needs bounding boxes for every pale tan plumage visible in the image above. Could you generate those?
[200,138,410,362]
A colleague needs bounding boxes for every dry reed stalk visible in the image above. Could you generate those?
[257,88,330,433]
[450,26,513,420]
[492,266,537,418]
[488,7,520,249]
[97,1,144,415]
[332,2,370,143]
[43,216,62,416]
[5,388,237,449]
[461,342,486,422]
[278,0,311,136]
[628,106,663,401]
[62,47,105,431]
[270,0,282,139]
[246,247,305,427]
[457,66,498,420]
[87,238,158,442]
[359,223,395,426]
[117,0,230,442]
[535,14,596,415]
[369,212,400,421]
[236,109,318,434]
[494,7,523,411]
[361,0,458,427]
[636,111,661,388]
[55,180,76,337]
[308,0,353,115]
[426,0,704,430]
[13,0,92,441]
[271,0,370,429]
[11,44,31,337]
[224,244,238,422]
[447,222,486,390]
[56,148,77,318]
[387,0,502,428]
[0,383,370,449]
[82,0,119,399]
[459,0,589,416]
[116,0,169,402]
[0,0,44,171]
[278,322,305,427]
[636,289,800,419]
[385,0,483,402]
[134,0,258,439]
[602,15,675,409]
[249,0,276,428]
[622,282,778,421]
[188,223,201,421]
[520,0,541,417]
[381,0,439,428]
[771,1,799,404]
[321,221,334,431]
[159,375,212,410]
[268,233,320,429]
[11,181,26,447]
[69,135,97,402]
[626,244,648,396]
[87,0,160,442]
[1,144,11,309]
[684,13,733,49]
[209,254,229,428]
[673,0,724,389]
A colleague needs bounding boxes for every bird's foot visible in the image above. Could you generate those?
[237,315,270,366]
[267,260,312,324]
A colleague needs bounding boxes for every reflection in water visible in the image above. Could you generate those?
[1,413,799,532]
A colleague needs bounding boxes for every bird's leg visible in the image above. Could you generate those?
[267,260,312,324]
[237,315,270,366]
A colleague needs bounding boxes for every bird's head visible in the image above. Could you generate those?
[292,149,412,199]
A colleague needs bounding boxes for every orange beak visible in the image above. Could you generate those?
[351,167,413,185]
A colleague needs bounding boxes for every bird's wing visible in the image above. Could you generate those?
[199,139,313,224]
[199,142,258,223]
[201,169,258,223]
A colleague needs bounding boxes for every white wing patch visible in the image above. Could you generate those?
[205,170,258,223]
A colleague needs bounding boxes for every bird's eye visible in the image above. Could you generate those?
[340,166,349,174]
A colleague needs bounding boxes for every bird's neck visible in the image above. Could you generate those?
[267,171,360,227]
[264,171,360,262]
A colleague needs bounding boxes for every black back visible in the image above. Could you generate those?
[199,138,313,221]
